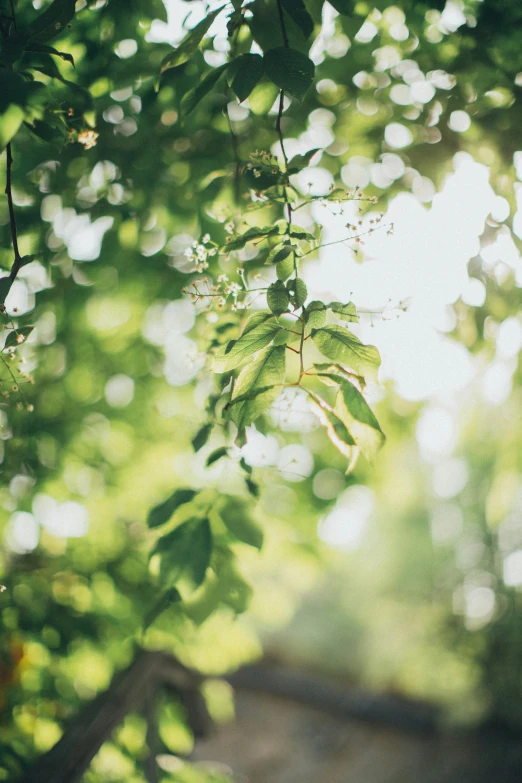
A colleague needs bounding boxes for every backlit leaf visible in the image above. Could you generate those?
[147,488,197,528]
[219,498,264,549]
[329,301,358,322]
[311,325,381,377]
[224,225,279,251]
[192,423,212,452]
[286,277,307,308]
[212,322,281,372]
[206,446,229,466]
[305,301,327,329]
[156,517,212,590]
[318,375,385,462]
[276,254,295,281]
[266,244,293,265]
[287,147,320,172]
[267,280,290,315]
[228,345,286,430]
[308,394,357,463]
[159,7,224,74]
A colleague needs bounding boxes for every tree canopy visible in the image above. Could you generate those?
[2,0,522,780]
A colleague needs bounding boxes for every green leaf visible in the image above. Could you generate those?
[276,254,295,281]
[219,498,264,549]
[241,311,275,336]
[280,0,314,37]
[4,327,34,350]
[206,446,229,466]
[147,488,197,528]
[333,378,384,462]
[159,7,224,74]
[192,423,212,452]
[304,301,327,329]
[225,225,279,251]
[267,280,290,315]
[290,228,315,241]
[156,517,212,590]
[311,325,381,377]
[0,278,13,305]
[228,345,285,430]
[246,478,259,497]
[264,47,314,101]
[286,277,307,308]
[248,78,279,115]
[212,322,281,372]
[308,395,356,461]
[181,63,228,114]
[142,587,182,632]
[26,0,76,43]
[266,244,293,265]
[248,0,309,54]
[329,301,358,322]
[24,41,74,66]
[239,457,252,475]
[314,362,365,387]
[287,148,320,172]
[228,54,264,102]
[25,53,93,106]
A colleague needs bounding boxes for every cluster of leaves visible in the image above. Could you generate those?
[145,486,262,628]
[138,0,388,620]
[0,0,92,150]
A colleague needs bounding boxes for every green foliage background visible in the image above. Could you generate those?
[1,0,522,779]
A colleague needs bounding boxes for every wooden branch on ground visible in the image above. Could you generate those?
[226,665,439,733]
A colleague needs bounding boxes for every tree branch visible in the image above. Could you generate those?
[17,650,211,783]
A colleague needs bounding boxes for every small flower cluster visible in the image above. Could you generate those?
[77,129,99,150]
[245,149,281,179]
[183,274,248,312]
[183,234,217,273]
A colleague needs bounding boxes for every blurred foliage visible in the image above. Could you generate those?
[1,0,522,780]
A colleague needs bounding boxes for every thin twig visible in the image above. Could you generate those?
[299,222,391,259]
[5,143,22,280]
